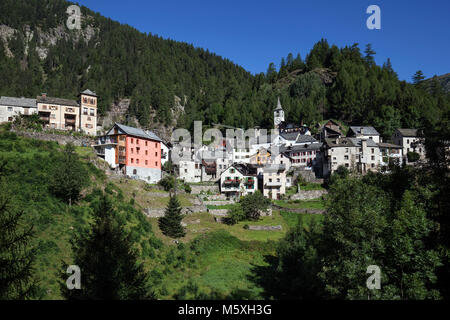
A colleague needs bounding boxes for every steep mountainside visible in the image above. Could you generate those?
[0,0,448,139]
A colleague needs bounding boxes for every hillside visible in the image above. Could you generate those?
[423,73,450,93]
[0,0,448,140]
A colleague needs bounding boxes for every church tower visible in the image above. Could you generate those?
[274,97,284,129]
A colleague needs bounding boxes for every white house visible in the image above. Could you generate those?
[220,163,258,198]
[392,128,426,161]
[0,96,37,123]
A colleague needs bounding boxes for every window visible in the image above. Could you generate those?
[155,142,158,148]
[371,163,375,168]
[136,159,139,164]
[155,162,158,167]
[83,107,88,115]
[371,156,375,161]
[90,109,95,116]
[51,114,56,119]
[131,148,133,153]
[371,148,374,154]
[131,138,134,143]
[155,152,158,157]
[145,150,148,156]
[345,163,349,168]
[133,169,137,175]
[7,107,13,112]
[407,139,410,144]
[344,155,349,160]
[185,169,187,173]
[145,141,148,146]
[136,139,139,144]
[145,160,148,165]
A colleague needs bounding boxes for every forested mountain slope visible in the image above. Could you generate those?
[0,0,448,139]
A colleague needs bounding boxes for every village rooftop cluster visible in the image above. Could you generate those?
[0,93,426,200]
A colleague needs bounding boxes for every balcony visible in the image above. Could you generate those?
[223,179,241,188]
[265,180,282,187]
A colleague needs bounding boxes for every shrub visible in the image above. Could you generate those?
[407,151,420,162]
[159,175,176,191]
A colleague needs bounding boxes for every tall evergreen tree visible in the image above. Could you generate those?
[158,194,186,238]
[413,70,425,84]
[364,43,376,66]
[0,161,37,300]
[62,194,154,300]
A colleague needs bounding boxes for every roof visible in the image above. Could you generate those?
[280,143,322,154]
[348,126,380,136]
[274,97,283,111]
[377,142,402,149]
[37,96,79,107]
[396,128,418,137]
[80,89,97,97]
[0,96,37,108]
[296,135,317,144]
[108,123,162,142]
[280,131,299,141]
[228,163,258,176]
[325,137,378,148]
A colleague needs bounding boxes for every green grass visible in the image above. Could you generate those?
[280,210,325,229]
[298,182,326,191]
[273,199,326,210]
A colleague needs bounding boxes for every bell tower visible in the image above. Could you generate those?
[274,97,284,129]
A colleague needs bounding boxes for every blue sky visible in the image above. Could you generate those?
[74,0,450,81]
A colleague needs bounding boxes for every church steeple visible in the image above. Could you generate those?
[274,97,284,129]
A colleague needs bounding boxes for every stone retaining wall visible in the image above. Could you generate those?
[203,200,235,206]
[248,225,282,231]
[208,209,228,216]
[190,185,219,195]
[144,205,206,218]
[12,130,94,147]
[290,189,327,200]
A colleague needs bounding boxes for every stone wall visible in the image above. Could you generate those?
[190,184,219,195]
[144,205,206,218]
[290,189,327,200]
[208,209,228,216]
[203,200,235,206]
[12,130,94,147]
[248,225,282,231]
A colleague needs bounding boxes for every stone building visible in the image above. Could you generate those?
[0,96,37,122]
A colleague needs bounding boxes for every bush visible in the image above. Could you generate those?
[159,175,176,191]
[184,183,192,194]
[240,191,271,221]
[224,204,245,225]
[407,151,420,162]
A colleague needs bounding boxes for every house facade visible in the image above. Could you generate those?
[392,128,426,161]
[322,137,381,176]
[95,123,162,183]
[0,96,37,122]
[261,164,287,200]
[220,164,258,198]
[35,89,98,135]
[347,126,381,143]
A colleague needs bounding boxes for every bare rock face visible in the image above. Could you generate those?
[0,25,16,57]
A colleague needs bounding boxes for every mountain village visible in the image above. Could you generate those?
[0,91,427,201]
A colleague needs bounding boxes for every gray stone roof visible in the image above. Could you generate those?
[377,142,402,149]
[81,89,97,97]
[280,143,322,154]
[296,135,317,144]
[396,128,418,137]
[37,96,79,107]
[0,96,36,108]
[280,131,299,141]
[109,123,162,142]
[325,137,378,148]
[348,126,380,136]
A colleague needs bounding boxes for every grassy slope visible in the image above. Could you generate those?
[1,129,325,299]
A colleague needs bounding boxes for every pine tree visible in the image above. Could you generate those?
[62,194,154,300]
[412,70,425,84]
[0,161,37,300]
[158,194,185,238]
[364,43,376,66]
